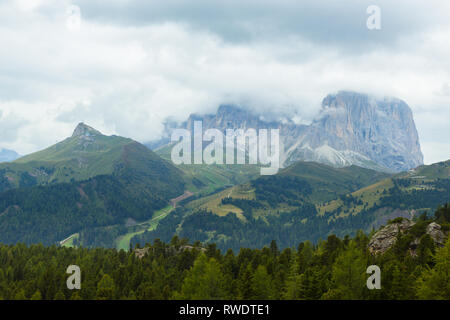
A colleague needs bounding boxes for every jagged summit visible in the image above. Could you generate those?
[302,91,424,172]
[72,122,102,138]
[150,91,424,172]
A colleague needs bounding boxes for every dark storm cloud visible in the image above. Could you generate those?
[68,0,447,52]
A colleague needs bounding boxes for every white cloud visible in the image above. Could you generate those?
[0,0,449,164]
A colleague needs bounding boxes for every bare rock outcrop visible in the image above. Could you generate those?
[426,222,446,247]
[368,219,448,255]
[368,219,415,255]
[133,245,206,259]
[134,247,150,259]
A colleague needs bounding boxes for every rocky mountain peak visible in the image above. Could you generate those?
[149,90,424,172]
[292,91,424,172]
[72,123,102,138]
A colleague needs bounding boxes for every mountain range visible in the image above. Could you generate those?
[0,93,447,251]
[150,91,423,172]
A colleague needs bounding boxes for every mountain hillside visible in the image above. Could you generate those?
[155,142,261,196]
[131,159,449,251]
[316,159,450,230]
[185,161,389,217]
[0,123,185,246]
[0,123,183,193]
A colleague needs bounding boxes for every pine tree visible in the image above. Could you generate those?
[251,265,274,299]
[70,292,82,300]
[14,289,27,300]
[416,237,450,299]
[96,274,116,300]
[325,241,367,300]
[176,253,226,299]
[237,264,254,299]
[30,290,42,300]
[283,256,304,300]
[53,291,66,300]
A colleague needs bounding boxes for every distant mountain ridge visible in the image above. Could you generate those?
[150,91,423,172]
[0,148,19,163]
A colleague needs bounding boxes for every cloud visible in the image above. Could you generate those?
[0,109,28,143]
[0,0,449,164]
[69,0,450,51]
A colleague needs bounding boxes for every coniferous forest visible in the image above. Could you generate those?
[0,204,448,300]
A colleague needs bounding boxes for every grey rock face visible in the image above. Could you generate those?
[368,219,448,255]
[151,91,424,172]
[368,219,415,255]
[72,122,102,138]
[290,91,423,172]
[0,148,20,163]
[426,222,446,247]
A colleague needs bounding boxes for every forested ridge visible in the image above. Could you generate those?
[131,177,450,252]
[0,204,448,300]
[0,175,171,245]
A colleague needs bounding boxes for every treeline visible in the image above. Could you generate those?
[0,208,449,300]
[77,224,128,248]
[131,178,450,252]
[378,178,450,210]
[132,204,330,251]
[326,178,450,233]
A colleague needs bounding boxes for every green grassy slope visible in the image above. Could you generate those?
[155,143,261,196]
[1,126,142,190]
[184,160,391,218]
[115,205,174,251]
[0,124,186,246]
[132,160,450,251]
[278,161,390,202]
[0,124,184,194]
[402,159,450,180]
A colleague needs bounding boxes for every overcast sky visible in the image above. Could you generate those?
[0,0,449,164]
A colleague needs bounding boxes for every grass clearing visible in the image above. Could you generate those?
[115,205,174,251]
[317,178,394,216]
[186,184,256,220]
[60,233,79,248]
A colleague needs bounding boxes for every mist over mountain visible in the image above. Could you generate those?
[287,91,424,172]
[0,148,20,163]
[151,91,424,172]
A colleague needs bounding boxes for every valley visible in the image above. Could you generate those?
[0,122,448,253]
[131,159,449,252]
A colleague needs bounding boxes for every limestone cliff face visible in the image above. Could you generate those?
[151,91,424,172]
[289,91,423,172]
